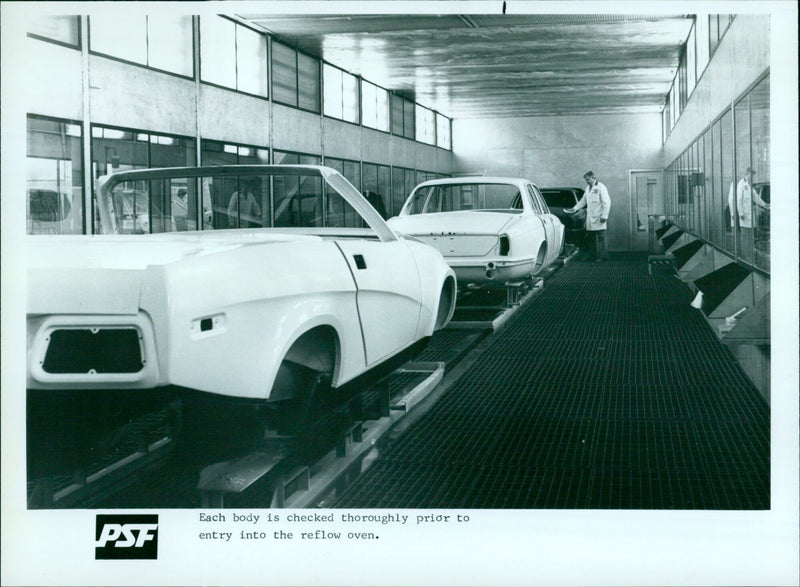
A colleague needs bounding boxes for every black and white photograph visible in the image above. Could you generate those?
[2,1,798,585]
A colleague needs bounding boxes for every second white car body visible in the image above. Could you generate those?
[387,176,565,285]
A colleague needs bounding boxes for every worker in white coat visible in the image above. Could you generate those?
[728,166,769,257]
[565,170,611,262]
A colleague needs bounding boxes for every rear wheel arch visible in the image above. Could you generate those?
[532,242,548,275]
[270,325,340,402]
[435,275,457,330]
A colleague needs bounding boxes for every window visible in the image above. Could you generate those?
[27,15,80,47]
[375,85,390,132]
[342,73,359,124]
[272,151,322,228]
[90,15,193,77]
[321,157,362,227]
[749,76,770,271]
[408,183,522,214]
[686,23,697,97]
[272,42,298,107]
[362,162,391,218]
[297,53,321,113]
[702,128,713,241]
[27,116,84,235]
[200,16,267,97]
[391,94,404,137]
[235,24,268,97]
[709,15,720,56]
[201,140,269,166]
[403,100,416,140]
[711,117,723,246]
[390,94,417,139]
[361,81,390,132]
[273,150,321,166]
[361,82,376,129]
[415,105,436,145]
[695,14,710,79]
[436,113,451,150]
[200,140,269,228]
[90,14,147,64]
[678,52,688,111]
[392,166,416,215]
[91,125,196,232]
[148,15,194,77]
[323,64,359,123]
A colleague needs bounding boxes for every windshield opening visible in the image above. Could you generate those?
[99,170,371,235]
[407,183,523,215]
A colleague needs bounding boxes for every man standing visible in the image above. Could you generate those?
[565,171,611,262]
[728,167,769,257]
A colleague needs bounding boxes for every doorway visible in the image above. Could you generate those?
[628,170,662,252]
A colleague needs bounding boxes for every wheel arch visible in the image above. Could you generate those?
[435,274,457,330]
[268,323,341,402]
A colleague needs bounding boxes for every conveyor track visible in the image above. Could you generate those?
[335,253,770,509]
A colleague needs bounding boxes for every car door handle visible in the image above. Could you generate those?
[353,254,367,270]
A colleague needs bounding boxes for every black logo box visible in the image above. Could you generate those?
[95,514,159,560]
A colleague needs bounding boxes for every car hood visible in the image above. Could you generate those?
[26,230,325,315]
[387,211,517,236]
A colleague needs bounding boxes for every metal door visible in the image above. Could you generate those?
[629,170,662,251]
[334,239,422,366]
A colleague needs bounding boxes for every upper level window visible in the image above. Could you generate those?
[436,113,451,150]
[90,14,193,77]
[272,41,298,106]
[361,80,390,132]
[272,43,322,112]
[27,15,80,47]
[695,14,710,80]
[415,105,436,145]
[200,16,267,97]
[391,94,415,140]
[324,64,359,123]
[297,52,321,113]
[686,23,697,97]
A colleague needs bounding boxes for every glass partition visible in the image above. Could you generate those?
[27,116,84,235]
[663,74,769,273]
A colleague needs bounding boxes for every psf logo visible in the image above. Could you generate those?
[95,514,159,560]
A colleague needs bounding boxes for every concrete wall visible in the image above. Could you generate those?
[452,112,663,251]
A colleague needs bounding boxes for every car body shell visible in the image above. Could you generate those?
[539,187,588,245]
[26,165,456,402]
[387,177,564,285]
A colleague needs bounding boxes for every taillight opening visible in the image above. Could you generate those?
[499,235,510,256]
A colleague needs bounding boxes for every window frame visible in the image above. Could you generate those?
[88,14,196,81]
[199,15,269,100]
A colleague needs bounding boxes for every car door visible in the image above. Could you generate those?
[335,238,422,366]
[527,185,561,263]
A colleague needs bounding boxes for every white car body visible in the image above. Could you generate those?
[26,165,456,403]
[387,177,565,285]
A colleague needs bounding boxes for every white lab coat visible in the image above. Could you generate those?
[728,177,767,228]
[572,181,611,231]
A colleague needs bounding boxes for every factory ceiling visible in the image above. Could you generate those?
[239,13,695,120]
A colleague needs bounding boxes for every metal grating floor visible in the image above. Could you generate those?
[335,254,770,509]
